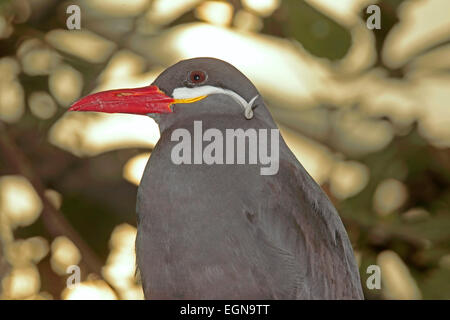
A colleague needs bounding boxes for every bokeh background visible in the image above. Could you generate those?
[0,0,449,300]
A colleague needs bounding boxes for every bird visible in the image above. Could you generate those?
[69,57,364,300]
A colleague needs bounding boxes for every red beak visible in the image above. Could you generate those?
[69,85,175,115]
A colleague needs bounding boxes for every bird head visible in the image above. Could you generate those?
[69,58,261,123]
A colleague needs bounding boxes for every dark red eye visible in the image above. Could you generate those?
[189,70,207,84]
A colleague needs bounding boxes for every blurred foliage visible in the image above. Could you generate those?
[0,0,449,299]
[269,0,352,60]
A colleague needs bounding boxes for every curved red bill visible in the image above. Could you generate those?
[69,85,175,115]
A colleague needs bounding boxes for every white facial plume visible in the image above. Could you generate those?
[172,85,259,119]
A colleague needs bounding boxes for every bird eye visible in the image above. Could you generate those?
[189,70,207,84]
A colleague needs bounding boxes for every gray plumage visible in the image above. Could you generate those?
[136,58,364,299]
